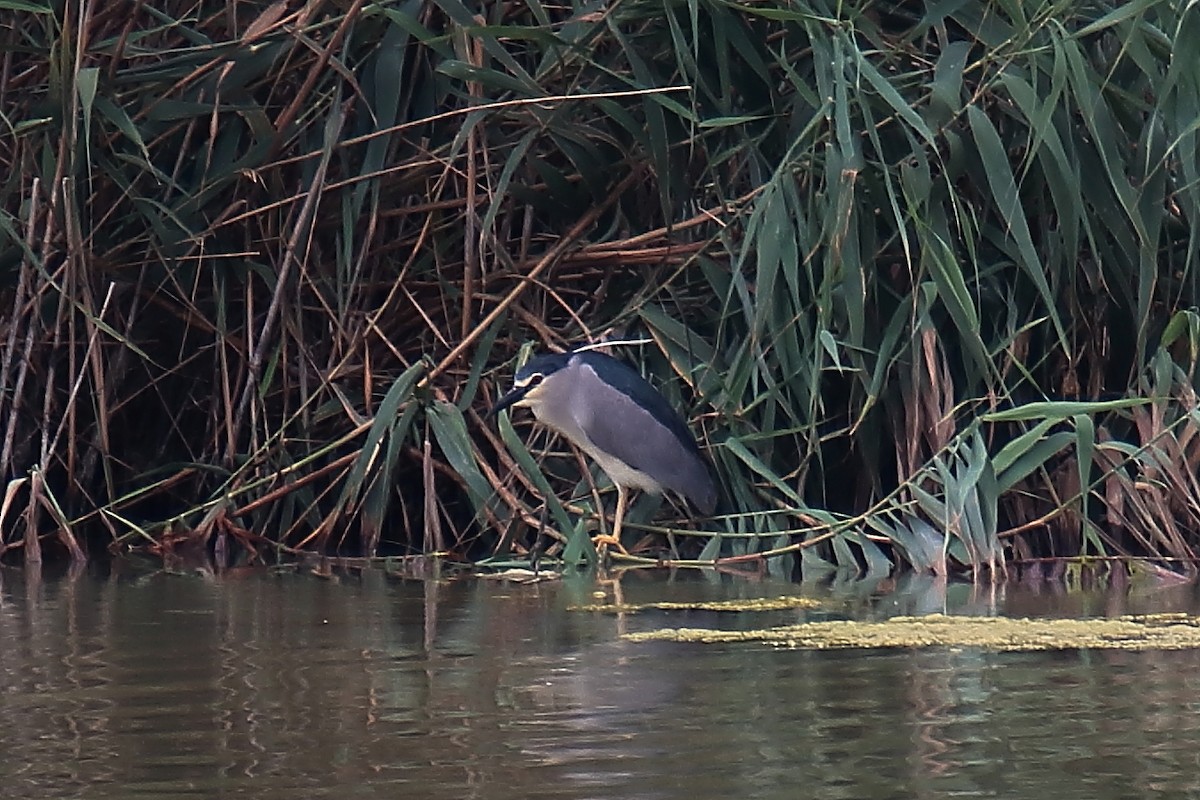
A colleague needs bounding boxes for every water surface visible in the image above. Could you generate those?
[2,565,1200,798]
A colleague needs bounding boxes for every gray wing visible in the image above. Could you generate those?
[571,364,716,514]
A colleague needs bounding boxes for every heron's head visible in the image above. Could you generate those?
[489,352,573,417]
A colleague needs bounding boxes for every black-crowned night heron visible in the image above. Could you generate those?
[491,346,717,553]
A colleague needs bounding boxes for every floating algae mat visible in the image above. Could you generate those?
[573,595,823,614]
[623,613,1200,651]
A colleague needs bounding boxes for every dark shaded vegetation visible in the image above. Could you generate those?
[2,0,1199,578]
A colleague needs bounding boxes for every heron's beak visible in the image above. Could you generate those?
[488,386,528,418]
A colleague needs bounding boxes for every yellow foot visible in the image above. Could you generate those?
[591,534,629,558]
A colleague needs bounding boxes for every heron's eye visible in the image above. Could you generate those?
[527,373,545,388]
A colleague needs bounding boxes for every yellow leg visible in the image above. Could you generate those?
[613,485,627,543]
[593,485,631,557]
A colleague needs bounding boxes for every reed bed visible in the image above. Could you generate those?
[1,0,1199,579]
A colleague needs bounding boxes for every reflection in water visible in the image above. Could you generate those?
[2,565,1200,798]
